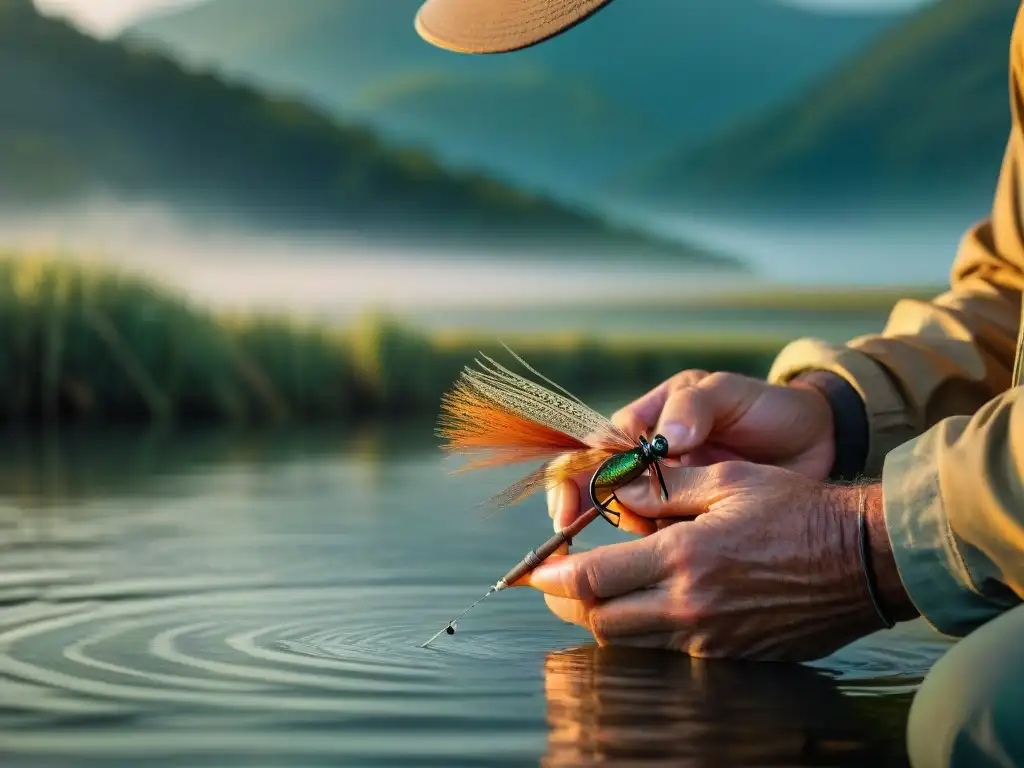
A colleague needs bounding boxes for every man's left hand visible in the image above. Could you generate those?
[526,463,911,661]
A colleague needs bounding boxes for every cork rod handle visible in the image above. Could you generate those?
[495,506,603,589]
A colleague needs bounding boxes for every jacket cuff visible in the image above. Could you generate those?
[768,338,918,477]
[882,424,1007,637]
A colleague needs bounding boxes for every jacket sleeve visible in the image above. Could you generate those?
[882,387,1024,636]
[766,10,1024,634]
[766,18,1024,476]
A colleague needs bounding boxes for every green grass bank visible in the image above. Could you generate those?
[0,254,800,426]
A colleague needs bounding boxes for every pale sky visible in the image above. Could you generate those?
[35,0,936,38]
[33,0,205,37]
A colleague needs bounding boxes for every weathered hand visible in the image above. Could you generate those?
[551,370,836,532]
[531,462,915,661]
[614,370,835,475]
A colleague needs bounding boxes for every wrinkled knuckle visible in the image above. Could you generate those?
[671,384,703,408]
[655,533,687,573]
[666,586,706,626]
[671,369,708,390]
[701,370,735,391]
[670,536,696,572]
[711,460,746,486]
[569,560,603,601]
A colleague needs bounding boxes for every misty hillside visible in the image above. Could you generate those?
[0,0,733,261]
[124,0,906,196]
[630,0,1017,208]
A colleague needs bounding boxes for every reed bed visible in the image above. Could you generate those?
[0,253,787,425]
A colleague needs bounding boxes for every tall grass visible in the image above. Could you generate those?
[0,253,787,425]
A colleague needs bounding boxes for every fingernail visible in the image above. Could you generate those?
[660,423,692,451]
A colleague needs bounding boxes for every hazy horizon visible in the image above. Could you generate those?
[0,195,966,323]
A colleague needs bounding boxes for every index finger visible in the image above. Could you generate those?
[548,475,657,537]
[611,370,709,448]
[524,533,668,600]
[611,381,670,439]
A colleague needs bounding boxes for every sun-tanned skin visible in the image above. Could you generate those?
[524,371,915,660]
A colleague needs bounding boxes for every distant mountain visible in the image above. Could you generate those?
[629,0,1017,209]
[124,0,908,198]
[0,0,737,264]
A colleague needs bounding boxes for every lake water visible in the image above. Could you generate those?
[0,423,956,767]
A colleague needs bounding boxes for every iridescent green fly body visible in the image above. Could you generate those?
[590,434,670,527]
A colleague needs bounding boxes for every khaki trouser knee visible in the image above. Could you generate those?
[907,604,1024,768]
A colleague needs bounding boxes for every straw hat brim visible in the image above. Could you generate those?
[415,0,617,54]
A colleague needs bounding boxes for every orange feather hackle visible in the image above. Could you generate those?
[437,377,591,470]
[435,347,637,511]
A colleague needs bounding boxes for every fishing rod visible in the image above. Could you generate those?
[421,505,602,647]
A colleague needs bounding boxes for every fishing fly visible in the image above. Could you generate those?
[421,344,673,648]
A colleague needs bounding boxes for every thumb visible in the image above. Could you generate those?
[615,464,725,518]
[655,373,761,454]
[654,385,714,454]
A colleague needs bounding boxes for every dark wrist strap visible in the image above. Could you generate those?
[792,370,869,481]
[857,486,895,629]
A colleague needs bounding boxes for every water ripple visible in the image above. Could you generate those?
[0,578,561,765]
[0,431,945,765]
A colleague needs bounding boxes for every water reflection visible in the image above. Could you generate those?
[0,421,437,508]
[543,646,907,767]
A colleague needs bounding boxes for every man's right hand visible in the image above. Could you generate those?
[550,370,837,531]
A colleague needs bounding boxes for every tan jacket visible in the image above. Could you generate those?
[767,4,1024,637]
